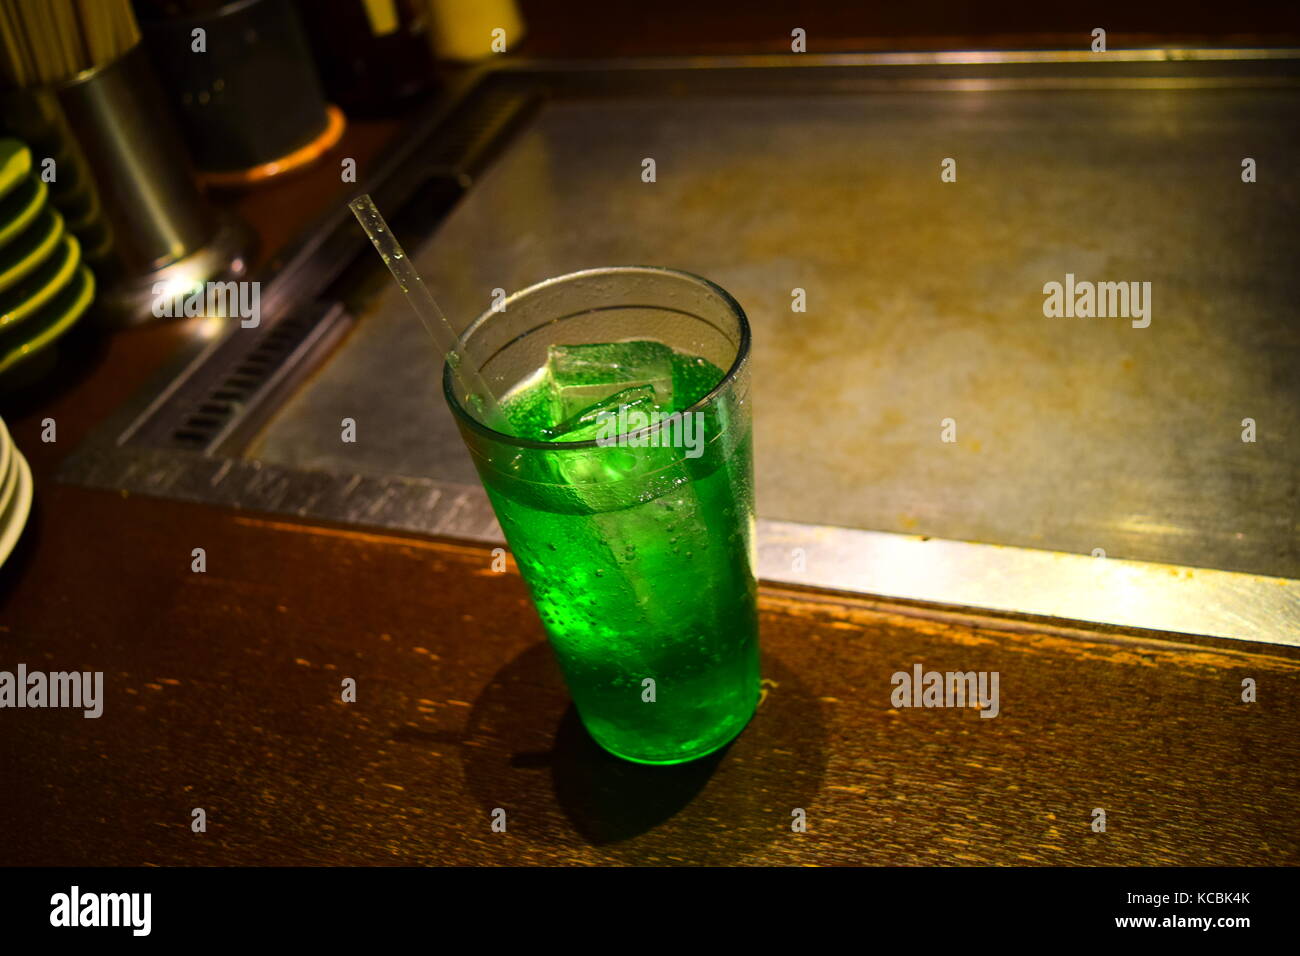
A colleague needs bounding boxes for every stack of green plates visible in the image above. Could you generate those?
[0,415,33,568]
[0,138,96,380]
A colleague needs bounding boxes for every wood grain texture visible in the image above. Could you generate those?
[1,490,1295,866]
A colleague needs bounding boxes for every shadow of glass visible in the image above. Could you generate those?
[457,641,828,863]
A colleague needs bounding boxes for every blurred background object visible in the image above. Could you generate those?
[0,0,250,328]
[295,0,437,116]
[0,413,34,568]
[135,0,344,186]
[0,135,94,384]
[424,0,524,61]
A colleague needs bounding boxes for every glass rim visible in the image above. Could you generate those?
[443,265,751,451]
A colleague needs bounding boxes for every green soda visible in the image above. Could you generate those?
[471,339,759,764]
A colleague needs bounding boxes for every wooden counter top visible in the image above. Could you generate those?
[1,479,1296,865]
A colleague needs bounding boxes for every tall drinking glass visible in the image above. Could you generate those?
[445,266,758,764]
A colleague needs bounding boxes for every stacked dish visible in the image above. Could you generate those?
[0,137,95,380]
[0,415,33,568]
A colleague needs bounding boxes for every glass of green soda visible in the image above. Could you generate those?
[444,266,759,764]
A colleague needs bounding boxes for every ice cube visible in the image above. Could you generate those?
[548,383,677,509]
[547,340,674,421]
[544,384,656,442]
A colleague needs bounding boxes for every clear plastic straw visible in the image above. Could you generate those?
[348,194,510,433]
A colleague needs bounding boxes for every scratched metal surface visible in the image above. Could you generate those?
[250,87,1300,578]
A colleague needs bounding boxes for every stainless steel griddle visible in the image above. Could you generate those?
[60,50,1300,644]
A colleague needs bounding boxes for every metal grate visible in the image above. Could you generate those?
[167,311,324,449]
[114,83,540,459]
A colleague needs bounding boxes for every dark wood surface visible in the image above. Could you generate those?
[1,489,1296,865]
[2,41,1298,867]
[514,0,1300,56]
